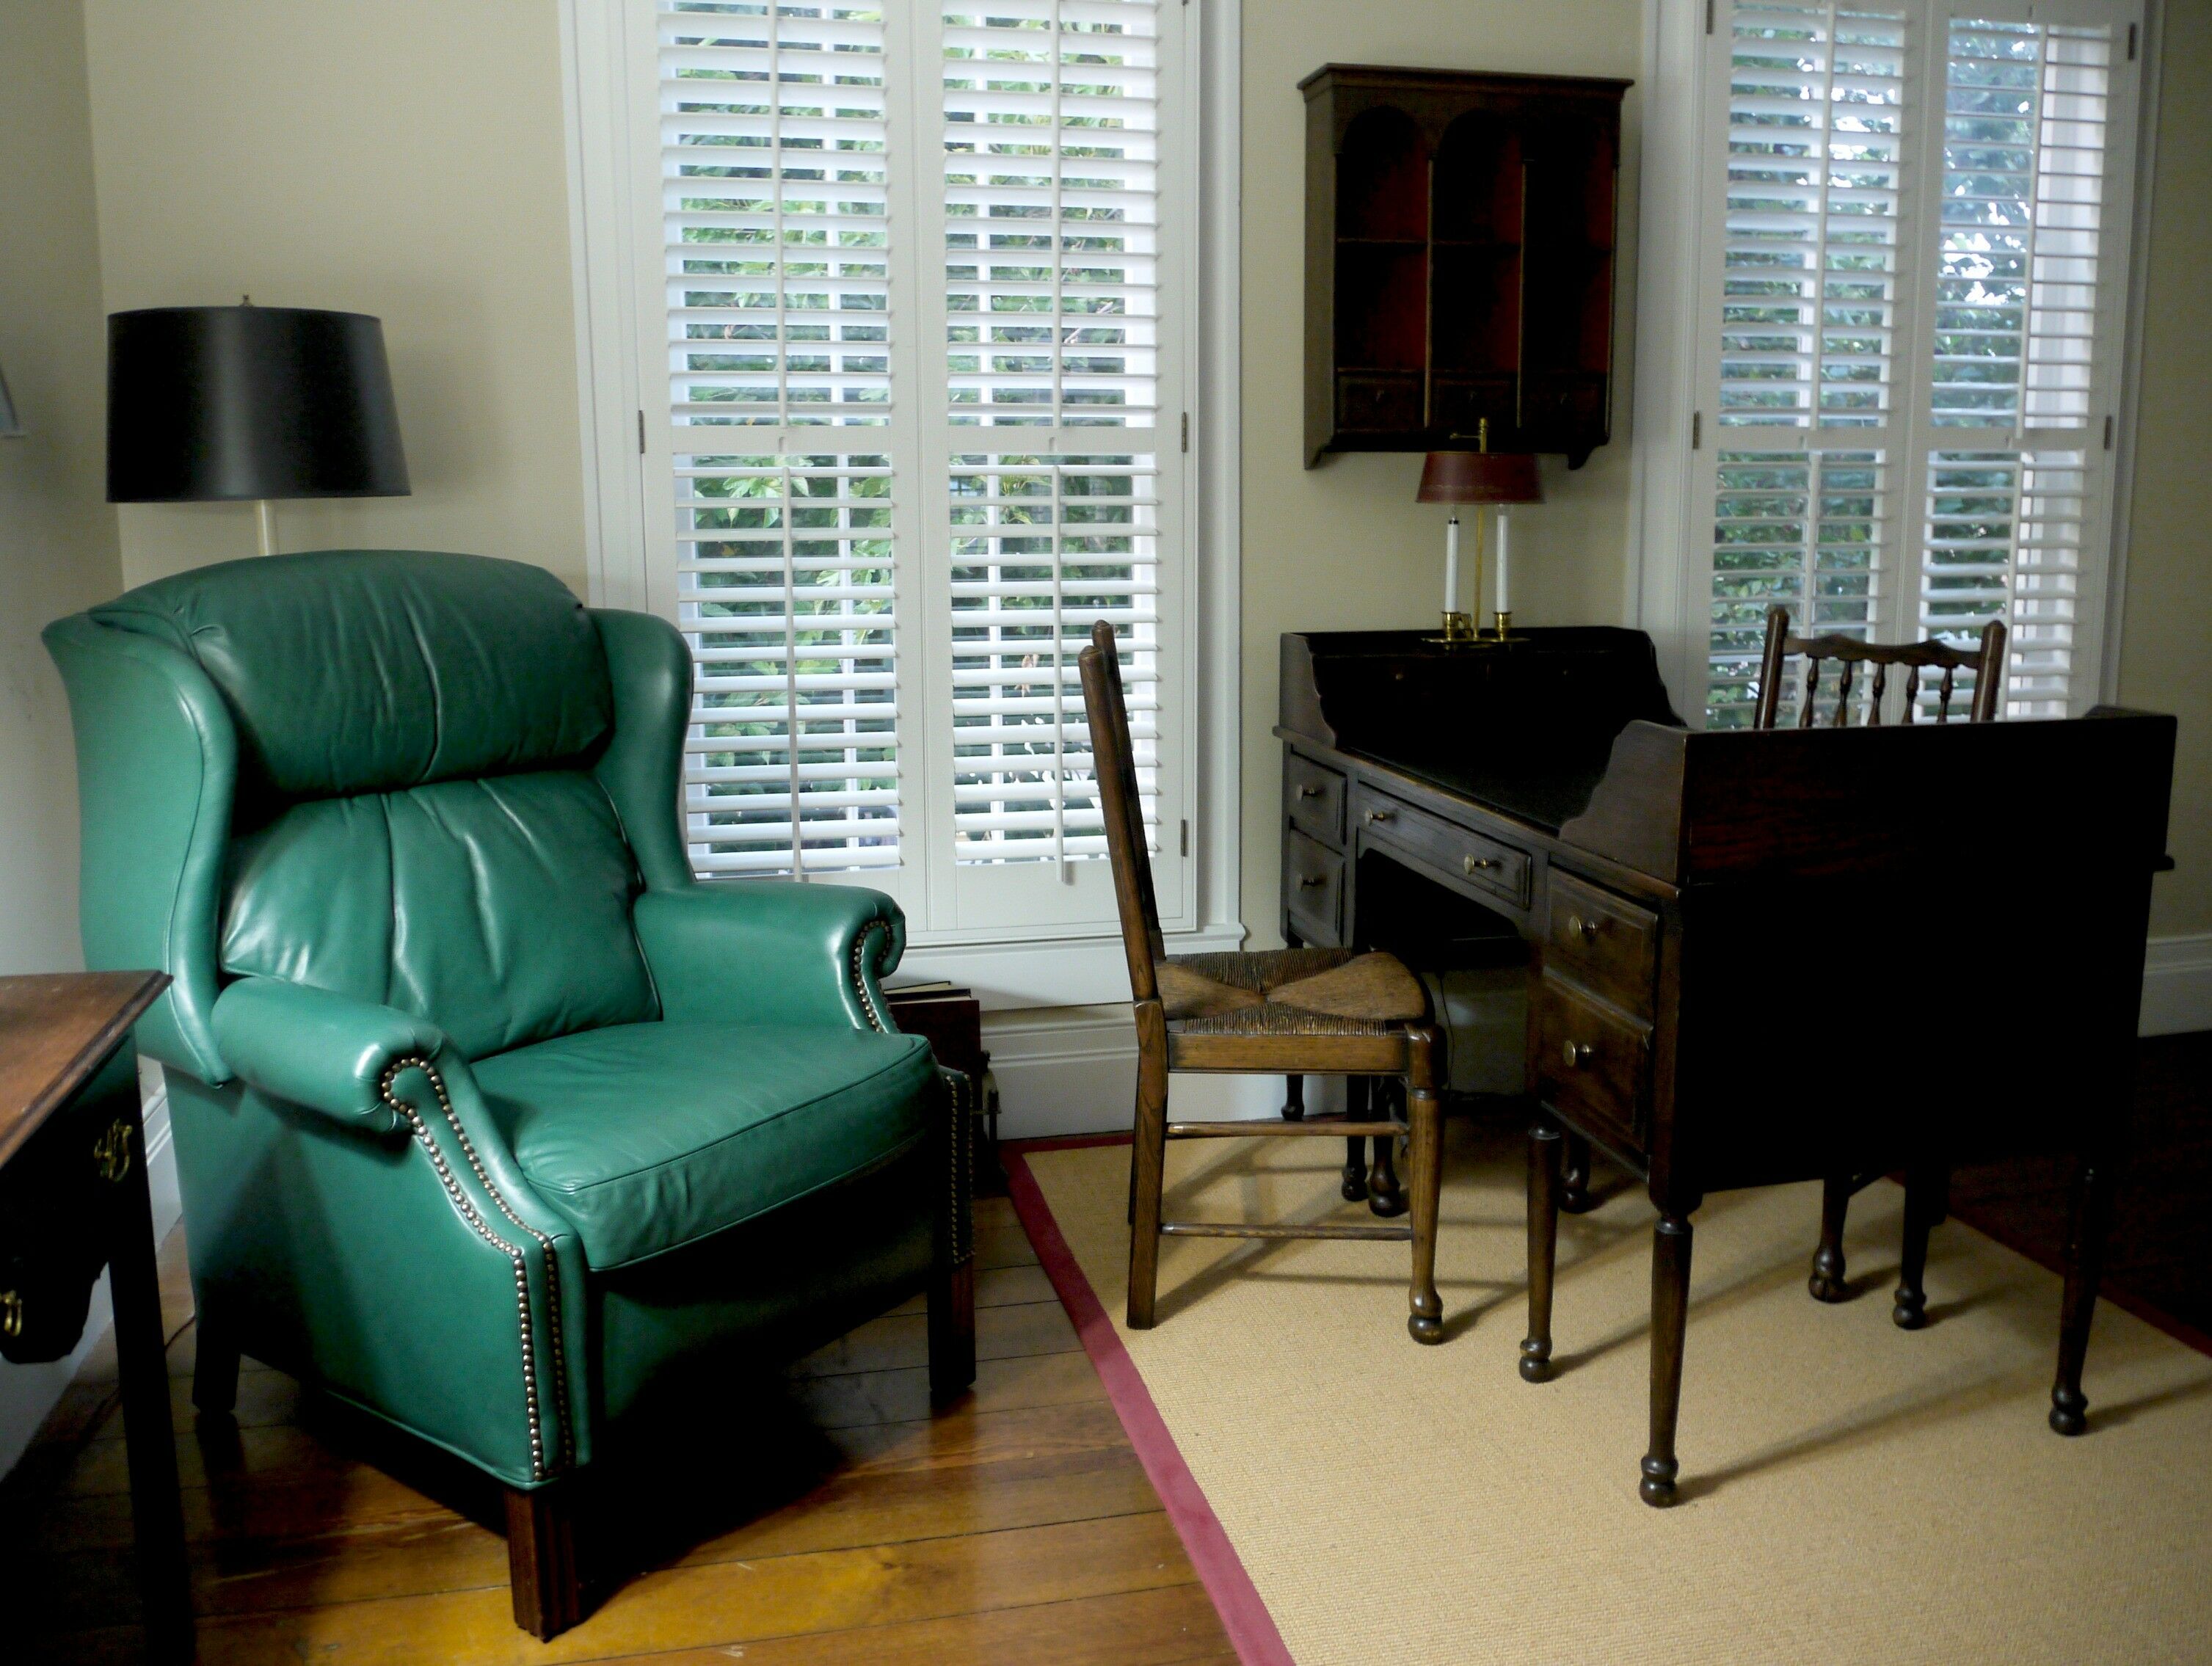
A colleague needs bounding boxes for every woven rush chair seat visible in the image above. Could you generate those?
[1158,948,1428,1036]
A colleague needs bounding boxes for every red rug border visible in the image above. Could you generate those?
[1000,1135,1297,1666]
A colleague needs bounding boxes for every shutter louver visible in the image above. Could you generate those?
[941,0,1165,865]
[662,2,902,875]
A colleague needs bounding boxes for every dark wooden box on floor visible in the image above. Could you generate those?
[1302,65,1629,468]
[1277,629,2175,1503]
[887,984,1001,1192]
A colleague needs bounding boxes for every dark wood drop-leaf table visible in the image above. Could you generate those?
[0,970,186,1658]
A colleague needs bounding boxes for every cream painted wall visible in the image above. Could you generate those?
[2120,4,2211,939]
[79,0,587,594]
[0,0,125,975]
[1237,0,1645,943]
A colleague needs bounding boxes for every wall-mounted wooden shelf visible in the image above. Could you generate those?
[1301,64,1630,470]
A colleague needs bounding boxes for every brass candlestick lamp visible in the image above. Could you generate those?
[1417,420,1543,645]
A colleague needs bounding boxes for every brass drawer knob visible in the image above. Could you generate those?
[1562,1040,1593,1069]
[1463,854,1500,875]
[1566,913,1601,944]
[1296,784,1323,799]
[1298,873,1326,887]
[1364,808,1394,824]
[1,1290,21,1339]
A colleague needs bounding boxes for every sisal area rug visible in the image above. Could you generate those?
[1007,1116,2212,1666]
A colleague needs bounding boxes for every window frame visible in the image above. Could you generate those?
[1630,0,2163,726]
[559,0,1245,994]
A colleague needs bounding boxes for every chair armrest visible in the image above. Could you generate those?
[633,881,905,1030]
[210,978,449,1135]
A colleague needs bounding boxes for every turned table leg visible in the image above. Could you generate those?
[1892,1162,1946,1330]
[1559,1132,1595,1215]
[2051,1152,2117,1436]
[1341,1076,1370,1203]
[1281,1073,1306,1121]
[1641,1210,1695,1507]
[1809,1172,1852,1303]
[1521,1115,1562,1383]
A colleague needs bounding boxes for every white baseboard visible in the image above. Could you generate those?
[983,1005,1306,1140]
[2142,933,2212,1037]
[0,1073,181,1480]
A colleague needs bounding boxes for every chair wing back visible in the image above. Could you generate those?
[49,550,672,1070]
[1077,620,1163,1004]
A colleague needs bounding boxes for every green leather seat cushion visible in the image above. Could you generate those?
[471,1022,938,1270]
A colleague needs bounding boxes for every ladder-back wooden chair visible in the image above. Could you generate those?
[1077,621,1447,1342]
[1755,603,2007,1325]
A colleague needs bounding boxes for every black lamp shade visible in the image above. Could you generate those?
[107,305,409,503]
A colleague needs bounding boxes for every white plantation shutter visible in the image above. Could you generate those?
[661,2,901,875]
[1698,0,2141,726]
[1916,15,2121,716]
[939,0,1168,868]
[625,0,1194,934]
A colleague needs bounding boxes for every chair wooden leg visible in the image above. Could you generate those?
[1127,1003,1170,1329]
[1281,1072,1306,1121]
[506,1479,585,1640]
[1521,1113,1562,1383]
[929,1259,977,1406]
[192,1308,241,1417]
[1892,1161,1944,1330]
[1641,1210,1695,1507]
[1558,1132,1595,1215]
[1341,1076,1369,1202]
[1808,1171,1853,1303]
[1405,1033,1444,1345]
[2051,1152,2116,1436]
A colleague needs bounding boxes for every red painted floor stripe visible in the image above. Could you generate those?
[1003,1138,1298,1666]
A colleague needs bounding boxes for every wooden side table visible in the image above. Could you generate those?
[0,971,188,1660]
[886,983,1003,1193]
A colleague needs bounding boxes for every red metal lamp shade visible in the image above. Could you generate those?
[1416,449,1542,506]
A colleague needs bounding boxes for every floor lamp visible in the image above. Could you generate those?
[106,303,410,555]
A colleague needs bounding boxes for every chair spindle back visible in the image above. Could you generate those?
[1753,605,2008,730]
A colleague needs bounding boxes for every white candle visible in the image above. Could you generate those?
[1496,506,1511,616]
[1444,514,1460,616]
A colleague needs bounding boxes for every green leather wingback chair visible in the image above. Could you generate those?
[45,549,975,1638]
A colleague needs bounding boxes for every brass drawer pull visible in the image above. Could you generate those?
[1562,1040,1593,1069]
[1566,913,1601,944]
[1298,873,1327,888]
[1463,854,1500,875]
[93,1118,134,1184]
[1364,808,1394,824]
[1296,784,1323,799]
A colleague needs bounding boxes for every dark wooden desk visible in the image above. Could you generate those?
[0,971,188,1657]
[1278,628,2175,1503]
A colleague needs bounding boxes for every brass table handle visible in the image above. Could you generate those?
[1567,914,1601,943]
[1,1290,21,1339]
[1296,784,1323,799]
[93,1118,134,1185]
[1364,808,1394,824]
[1298,873,1326,887]
[1463,854,1500,874]
[1562,1040,1593,1069]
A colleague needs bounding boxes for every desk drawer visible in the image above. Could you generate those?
[1353,787,1531,909]
[1532,973,1649,1151]
[1545,871,1659,1019]
[1284,829,1345,945]
[1285,753,1346,848]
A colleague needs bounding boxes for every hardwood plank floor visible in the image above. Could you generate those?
[1,1193,1238,1666]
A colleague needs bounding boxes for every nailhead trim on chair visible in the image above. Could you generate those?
[850,920,892,1033]
[379,1056,566,1482]
[939,1066,975,1267]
